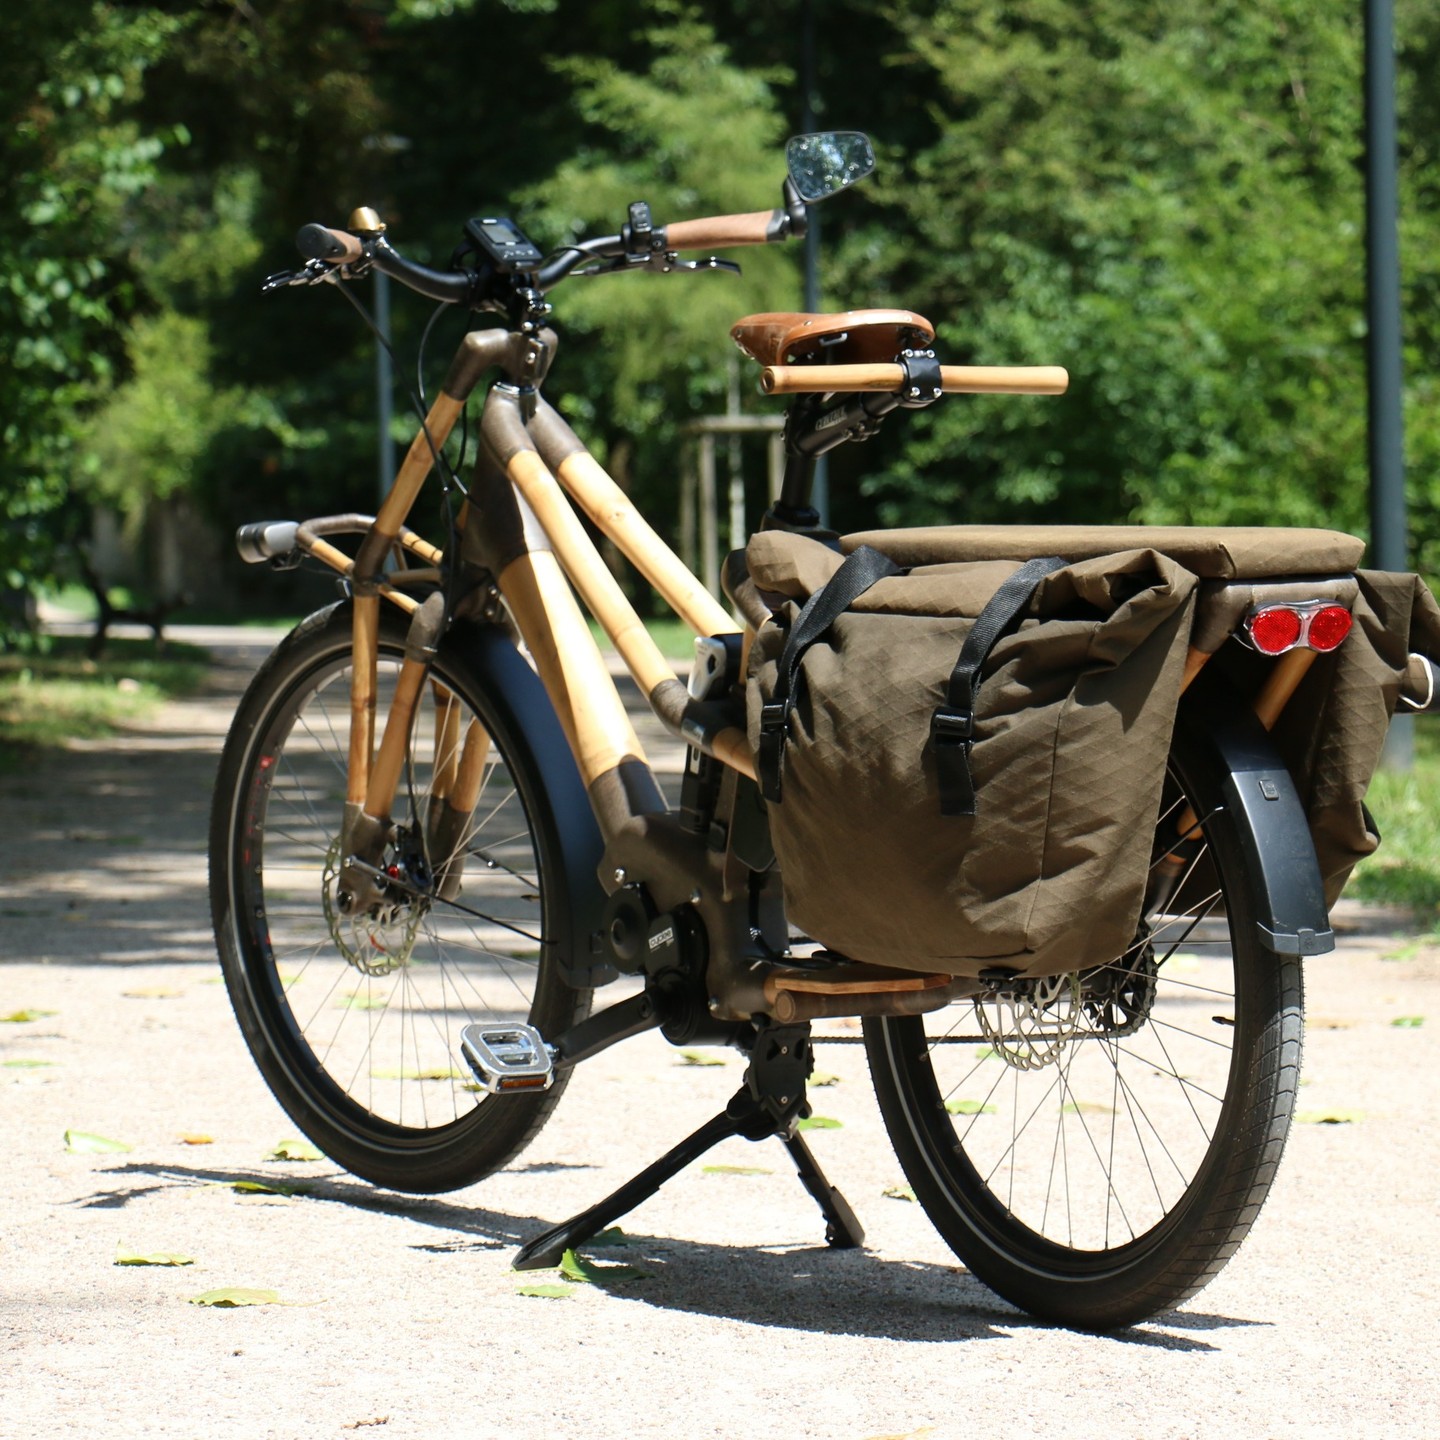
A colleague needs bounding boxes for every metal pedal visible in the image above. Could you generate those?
[459,1023,555,1094]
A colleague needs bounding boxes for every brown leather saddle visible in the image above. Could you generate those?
[730,308,935,366]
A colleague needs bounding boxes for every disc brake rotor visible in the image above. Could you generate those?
[974,972,1084,1071]
[321,837,423,976]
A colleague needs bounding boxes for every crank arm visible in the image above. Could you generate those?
[548,991,661,1068]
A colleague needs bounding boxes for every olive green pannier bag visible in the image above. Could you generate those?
[745,531,1199,980]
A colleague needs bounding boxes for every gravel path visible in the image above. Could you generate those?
[2,624,1439,1439]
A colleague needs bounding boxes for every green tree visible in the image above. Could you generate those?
[826,1,1378,538]
[0,1,181,640]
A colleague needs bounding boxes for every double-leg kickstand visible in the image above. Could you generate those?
[512,1024,864,1271]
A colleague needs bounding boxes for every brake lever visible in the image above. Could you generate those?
[679,256,743,275]
[261,256,373,294]
[580,251,742,278]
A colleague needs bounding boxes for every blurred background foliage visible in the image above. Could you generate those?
[2,0,1438,642]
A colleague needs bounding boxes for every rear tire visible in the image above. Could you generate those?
[210,603,587,1193]
[865,731,1304,1329]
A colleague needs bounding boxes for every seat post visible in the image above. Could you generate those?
[767,449,821,531]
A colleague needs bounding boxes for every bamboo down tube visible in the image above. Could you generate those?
[505,449,678,697]
[499,547,649,787]
[554,450,738,639]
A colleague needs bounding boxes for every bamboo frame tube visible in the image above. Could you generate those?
[347,595,380,807]
[506,449,678,697]
[1252,649,1318,730]
[367,653,430,824]
[373,393,465,541]
[712,726,757,783]
[1178,646,1212,696]
[399,531,444,566]
[430,683,462,803]
[498,549,649,787]
[298,531,419,615]
[448,718,493,818]
[1170,647,1320,846]
[553,450,738,639]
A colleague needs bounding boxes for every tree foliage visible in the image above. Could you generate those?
[2,0,1437,644]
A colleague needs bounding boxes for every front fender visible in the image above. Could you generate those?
[444,621,612,987]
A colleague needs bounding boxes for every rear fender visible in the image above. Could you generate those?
[1175,697,1334,958]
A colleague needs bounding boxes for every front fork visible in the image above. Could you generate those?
[335,588,491,914]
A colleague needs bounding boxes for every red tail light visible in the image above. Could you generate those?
[1243,602,1353,656]
[1306,604,1353,652]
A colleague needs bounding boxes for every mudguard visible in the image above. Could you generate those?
[446,622,612,987]
[1174,695,1335,958]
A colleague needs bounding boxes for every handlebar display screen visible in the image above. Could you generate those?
[465,215,544,274]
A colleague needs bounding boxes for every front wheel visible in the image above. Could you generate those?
[865,731,1304,1329]
[209,603,588,1193]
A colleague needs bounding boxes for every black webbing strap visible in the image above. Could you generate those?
[758,544,903,802]
[932,555,1067,817]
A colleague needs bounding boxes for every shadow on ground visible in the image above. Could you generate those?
[77,1160,1263,1351]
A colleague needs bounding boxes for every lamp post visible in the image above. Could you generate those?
[1366,0,1412,767]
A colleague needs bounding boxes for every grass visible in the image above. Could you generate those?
[0,635,209,762]
[1348,714,1440,920]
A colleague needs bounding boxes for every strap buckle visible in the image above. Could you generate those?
[930,707,974,744]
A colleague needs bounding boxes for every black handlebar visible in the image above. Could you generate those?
[368,237,475,305]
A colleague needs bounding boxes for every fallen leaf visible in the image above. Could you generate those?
[116,1248,194,1267]
[122,986,182,1000]
[337,994,388,1010]
[1061,1101,1114,1116]
[368,1066,464,1081]
[588,1227,632,1248]
[64,1130,132,1154]
[515,1282,574,1299]
[3,1059,55,1069]
[809,1070,842,1087]
[227,1179,309,1197]
[1391,1015,1425,1028]
[702,1164,772,1176]
[178,1133,214,1145]
[677,1050,725,1066]
[882,1185,917,1202]
[189,1288,282,1308]
[945,1099,997,1116]
[559,1248,649,1284]
[340,1419,391,1431]
[2,1009,57,1024]
[1296,1109,1364,1125]
[267,1139,323,1162]
[796,1115,842,1131]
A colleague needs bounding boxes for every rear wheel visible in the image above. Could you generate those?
[210,603,586,1193]
[865,732,1304,1329]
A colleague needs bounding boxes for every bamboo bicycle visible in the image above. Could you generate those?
[210,132,1425,1329]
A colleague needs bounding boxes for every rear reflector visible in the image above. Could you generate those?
[1306,604,1353,652]
[1247,607,1303,655]
[1244,602,1353,656]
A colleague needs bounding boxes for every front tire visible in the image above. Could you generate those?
[865,731,1304,1329]
[209,603,587,1193]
